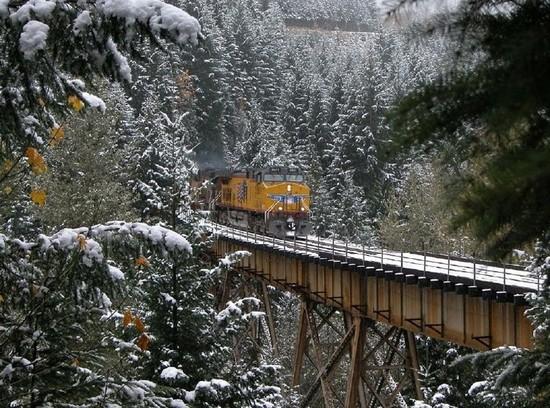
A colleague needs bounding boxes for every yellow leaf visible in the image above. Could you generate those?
[30,189,46,207]
[3,186,12,195]
[37,97,46,107]
[68,95,85,112]
[50,126,65,145]
[134,317,145,333]
[2,159,14,174]
[77,234,87,250]
[136,333,150,351]
[134,256,150,268]
[25,147,47,174]
[0,293,4,303]
[123,309,133,328]
[71,358,79,367]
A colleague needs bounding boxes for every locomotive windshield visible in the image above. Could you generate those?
[263,174,304,182]
[264,174,284,181]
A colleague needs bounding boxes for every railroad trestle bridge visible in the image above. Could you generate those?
[210,223,535,407]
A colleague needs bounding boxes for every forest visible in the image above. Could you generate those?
[0,0,549,407]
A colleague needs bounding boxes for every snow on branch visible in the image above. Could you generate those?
[1,221,192,262]
[6,0,202,46]
[19,20,49,59]
[216,297,264,325]
[97,0,202,45]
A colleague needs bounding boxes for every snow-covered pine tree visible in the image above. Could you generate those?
[36,82,138,231]
[184,0,228,168]
[0,0,201,182]
[132,100,196,226]
[0,221,195,407]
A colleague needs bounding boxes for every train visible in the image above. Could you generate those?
[193,168,312,237]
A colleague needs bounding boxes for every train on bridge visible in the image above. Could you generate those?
[193,167,312,237]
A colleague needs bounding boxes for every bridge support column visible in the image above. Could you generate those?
[262,282,279,357]
[345,316,367,408]
[292,302,423,407]
[292,302,308,386]
[405,331,422,401]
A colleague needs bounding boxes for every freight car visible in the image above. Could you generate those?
[193,168,312,237]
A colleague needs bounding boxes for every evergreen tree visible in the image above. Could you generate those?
[387,1,550,406]
[37,82,138,231]
[132,98,196,225]
[389,0,550,258]
[0,221,195,407]
[0,0,201,180]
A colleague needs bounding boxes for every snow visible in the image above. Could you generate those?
[216,297,262,322]
[13,238,35,251]
[10,0,56,23]
[431,384,451,406]
[122,384,146,400]
[161,292,177,305]
[108,265,125,281]
[92,222,192,255]
[11,357,33,372]
[68,78,86,90]
[210,379,231,389]
[0,0,9,18]
[445,348,458,360]
[0,364,14,379]
[97,0,201,45]
[50,229,78,249]
[106,38,132,82]
[160,366,187,381]
[170,400,187,408]
[73,10,92,35]
[82,239,104,267]
[76,366,93,376]
[412,401,432,408]
[219,250,251,266]
[184,390,196,402]
[468,380,488,396]
[115,340,139,352]
[81,92,107,113]
[101,293,112,310]
[436,383,451,396]
[164,229,193,253]
[19,20,49,60]
[149,225,164,244]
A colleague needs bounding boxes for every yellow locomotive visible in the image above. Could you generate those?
[194,168,312,237]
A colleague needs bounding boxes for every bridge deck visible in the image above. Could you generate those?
[209,222,535,350]
[209,223,538,294]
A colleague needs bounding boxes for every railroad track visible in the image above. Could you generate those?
[205,221,539,294]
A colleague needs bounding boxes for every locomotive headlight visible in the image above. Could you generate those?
[278,206,283,211]
[287,184,291,192]
[301,207,305,211]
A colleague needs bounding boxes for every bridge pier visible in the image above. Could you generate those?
[292,300,422,407]
[211,232,533,406]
